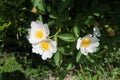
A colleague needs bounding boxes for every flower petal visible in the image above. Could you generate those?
[41,51,52,60]
[80,47,88,55]
[44,24,50,36]
[76,38,82,50]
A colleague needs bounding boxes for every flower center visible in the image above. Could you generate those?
[35,30,44,39]
[81,38,91,47]
[41,42,50,51]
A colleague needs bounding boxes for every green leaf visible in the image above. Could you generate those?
[34,0,46,13]
[76,51,81,63]
[58,47,65,55]
[73,26,80,38]
[48,20,55,26]
[0,22,11,31]
[54,52,60,67]
[93,74,99,80]
[86,55,95,63]
[1,56,23,72]
[66,63,72,70]
[85,15,95,25]
[49,14,57,19]
[58,33,76,42]
[93,13,100,17]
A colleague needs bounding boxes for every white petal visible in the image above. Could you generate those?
[76,38,82,50]
[32,43,43,55]
[32,47,39,54]
[44,24,50,36]
[45,39,57,53]
[80,47,88,55]
[31,21,38,28]
[84,34,92,38]
[91,42,99,48]
[51,46,57,53]
[90,36,100,43]
[28,37,41,44]
[41,51,52,60]
[36,20,43,26]
[51,40,57,46]
[31,21,43,31]
[87,45,97,53]
[86,47,94,53]
[94,42,99,47]
[35,21,44,28]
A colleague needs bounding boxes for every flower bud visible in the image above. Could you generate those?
[31,7,37,13]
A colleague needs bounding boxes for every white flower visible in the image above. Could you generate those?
[27,21,50,44]
[76,34,99,55]
[32,39,57,60]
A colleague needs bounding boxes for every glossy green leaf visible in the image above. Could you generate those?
[73,26,80,38]
[58,33,76,42]
[35,0,46,13]
[49,14,57,19]
[76,51,81,63]
[54,52,60,67]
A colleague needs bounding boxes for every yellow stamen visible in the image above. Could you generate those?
[81,38,91,47]
[41,42,50,51]
[35,30,44,39]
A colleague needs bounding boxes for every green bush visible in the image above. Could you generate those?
[0,0,120,80]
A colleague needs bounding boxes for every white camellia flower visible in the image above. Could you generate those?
[32,39,57,60]
[76,34,99,55]
[27,21,50,44]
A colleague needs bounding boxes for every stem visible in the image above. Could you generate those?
[79,64,84,75]
[48,28,61,41]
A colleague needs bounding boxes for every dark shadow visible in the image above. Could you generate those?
[1,70,27,80]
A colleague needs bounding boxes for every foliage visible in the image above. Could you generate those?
[0,0,120,80]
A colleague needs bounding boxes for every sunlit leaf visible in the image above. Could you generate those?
[66,63,72,70]
[49,14,57,19]
[58,33,76,42]
[33,0,46,14]
[54,52,60,67]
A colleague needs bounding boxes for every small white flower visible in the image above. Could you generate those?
[76,34,99,55]
[27,21,50,44]
[32,39,57,60]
